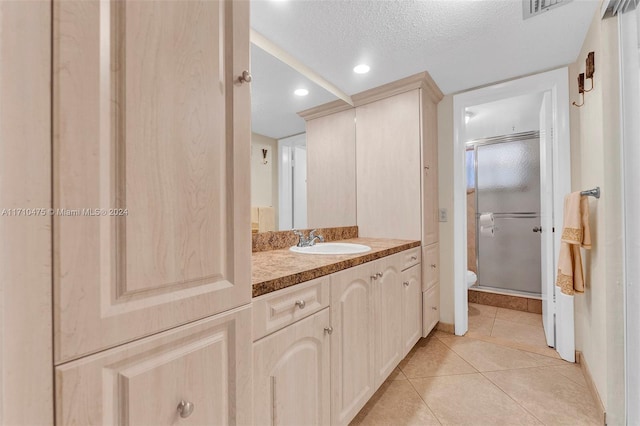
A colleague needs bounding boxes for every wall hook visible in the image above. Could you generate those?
[262,148,268,165]
[584,51,595,92]
[572,73,585,108]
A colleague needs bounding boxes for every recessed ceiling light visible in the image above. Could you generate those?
[353,64,370,74]
[294,88,309,96]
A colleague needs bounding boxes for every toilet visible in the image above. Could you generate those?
[466,270,477,288]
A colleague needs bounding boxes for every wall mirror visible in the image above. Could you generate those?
[250,43,343,233]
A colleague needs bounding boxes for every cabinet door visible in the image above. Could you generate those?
[356,90,421,240]
[423,243,440,291]
[55,306,252,425]
[253,309,331,426]
[330,263,375,426]
[53,0,250,363]
[401,264,422,357]
[373,254,403,389]
[423,284,440,337]
[421,90,439,245]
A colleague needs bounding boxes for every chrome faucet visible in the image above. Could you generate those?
[309,229,325,246]
[293,229,324,247]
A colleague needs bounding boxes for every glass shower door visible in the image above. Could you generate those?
[476,137,542,295]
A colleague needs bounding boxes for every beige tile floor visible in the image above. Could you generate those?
[350,304,601,426]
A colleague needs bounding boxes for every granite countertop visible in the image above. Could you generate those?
[252,237,420,297]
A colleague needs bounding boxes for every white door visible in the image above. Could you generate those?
[539,91,574,362]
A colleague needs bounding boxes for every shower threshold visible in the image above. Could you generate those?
[471,285,542,300]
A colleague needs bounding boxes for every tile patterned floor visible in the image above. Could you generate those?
[350,304,601,426]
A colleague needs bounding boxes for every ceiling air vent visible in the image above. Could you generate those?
[523,0,573,19]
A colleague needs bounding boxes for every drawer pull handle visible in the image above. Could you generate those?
[177,400,194,418]
[431,264,437,269]
[411,256,417,261]
[376,272,383,278]
[295,300,306,309]
[432,306,438,311]
[403,281,410,287]
[324,326,333,335]
[370,275,378,280]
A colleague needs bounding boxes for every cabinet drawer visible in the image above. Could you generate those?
[253,276,329,341]
[422,243,439,291]
[422,284,440,337]
[55,305,252,426]
[401,247,421,270]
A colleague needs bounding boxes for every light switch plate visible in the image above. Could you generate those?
[439,208,448,222]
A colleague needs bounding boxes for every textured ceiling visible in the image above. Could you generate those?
[250,0,599,139]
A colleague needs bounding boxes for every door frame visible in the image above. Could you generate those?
[452,68,572,338]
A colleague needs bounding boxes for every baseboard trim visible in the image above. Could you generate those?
[436,321,455,334]
[576,351,607,425]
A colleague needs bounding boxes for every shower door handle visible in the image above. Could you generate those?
[532,226,542,233]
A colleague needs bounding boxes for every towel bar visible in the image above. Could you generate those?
[580,187,600,199]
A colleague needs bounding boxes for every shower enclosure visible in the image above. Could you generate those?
[467,132,542,296]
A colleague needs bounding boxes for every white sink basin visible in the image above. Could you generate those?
[290,242,371,255]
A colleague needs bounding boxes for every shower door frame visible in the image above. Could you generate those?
[452,68,572,359]
[467,131,543,297]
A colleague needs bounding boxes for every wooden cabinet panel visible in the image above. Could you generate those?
[373,254,403,389]
[423,284,440,337]
[306,109,357,228]
[330,263,375,426]
[53,0,250,363]
[55,306,252,425]
[423,243,440,291]
[252,276,329,341]
[402,264,422,357]
[421,90,440,246]
[356,91,422,240]
[400,247,421,270]
[253,308,331,426]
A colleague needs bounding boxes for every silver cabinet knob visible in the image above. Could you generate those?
[370,275,378,280]
[324,326,333,335]
[177,400,194,418]
[295,300,306,309]
[431,264,437,269]
[376,272,383,278]
[411,256,418,261]
[403,281,410,287]
[533,226,542,233]
[432,306,438,311]
[238,70,252,84]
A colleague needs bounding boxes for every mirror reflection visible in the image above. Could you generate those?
[250,43,338,233]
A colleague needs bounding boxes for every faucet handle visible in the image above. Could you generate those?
[309,229,318,238]
[292,229,303,237]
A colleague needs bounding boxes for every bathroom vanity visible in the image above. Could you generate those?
[251,236,430,426]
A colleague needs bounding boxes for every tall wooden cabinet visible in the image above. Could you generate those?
[355,90,422,241]
[303,73,444,338]
[51,0,252,423]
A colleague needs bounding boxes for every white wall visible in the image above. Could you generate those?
[465,92,543,141]
[569,8,624,420]
[251,133,278,222]
[437,94,455,325]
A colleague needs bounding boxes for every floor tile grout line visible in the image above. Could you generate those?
[404,377,444,426]
[433,343,566,374]
[453,329,561,360]
[478,370,548,425]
